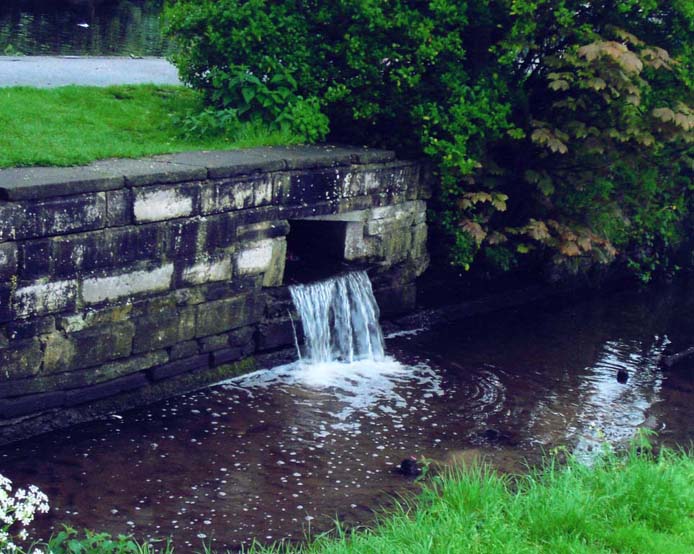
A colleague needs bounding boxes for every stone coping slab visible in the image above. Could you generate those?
[0,146,396,201]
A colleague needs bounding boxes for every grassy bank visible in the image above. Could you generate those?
[22,441,694,554]
[0,85,297,168]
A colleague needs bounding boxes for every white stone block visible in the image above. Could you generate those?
[82,265,174,304]
[236,239,275,274]
[182,257,232,285]
[13,279,77,317]
[134,188,193,223]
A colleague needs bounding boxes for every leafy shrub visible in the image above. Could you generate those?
[165,0,694,281]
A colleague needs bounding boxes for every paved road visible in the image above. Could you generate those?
[0,56,182,88]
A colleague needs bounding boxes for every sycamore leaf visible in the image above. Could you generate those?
[653,107,676,122]
[578,43,601,62]
[559,241,581,256]
[523,219,551,241]
[487,231,508,245]
[491,193,509,211]
[577,236,592,252]
[460,219,487,245]
[549,79,570,91]
[617,50,643,74]
[586,77,607,91]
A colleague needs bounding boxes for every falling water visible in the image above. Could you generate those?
[289,271,386,364]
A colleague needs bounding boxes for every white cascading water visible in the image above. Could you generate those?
[224,270,443,434]
[289,271,386,364]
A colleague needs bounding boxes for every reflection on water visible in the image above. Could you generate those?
[1,281,693,550]
[0,0,169,56]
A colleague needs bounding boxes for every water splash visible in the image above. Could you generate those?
[290,271,385,364]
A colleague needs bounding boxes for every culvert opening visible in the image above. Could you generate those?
[285,219,354,284]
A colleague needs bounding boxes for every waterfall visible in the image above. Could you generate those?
[289,271,386,364]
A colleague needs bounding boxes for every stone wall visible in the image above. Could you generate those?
[0,146,429,443]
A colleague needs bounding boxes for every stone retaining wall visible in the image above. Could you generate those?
[0,146,429,443]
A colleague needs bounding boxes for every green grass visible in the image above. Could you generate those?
[0,85,298,168]
[244,443,694,554]
[20,441,694,554]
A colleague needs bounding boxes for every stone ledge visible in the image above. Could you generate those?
[0,145,396,201]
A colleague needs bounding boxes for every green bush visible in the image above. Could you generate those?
[165,0,694,282]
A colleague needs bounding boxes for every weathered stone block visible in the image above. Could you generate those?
[0,243,17,280]
[196,293,258,338]
[52,225,164,276]
[0,285,11,323]
[181,256,232,286]
[1,193,106,241]
[0,339,42,379]
[42,321,135,374]
[4,316,55,341]
[82,264,174,304]
[57,304,133,333]
[18,239,51,280]
[133,186,197,223]
[170,340,199,361]
[148,354,210,381]
[200,176,273,215]
[236,220,290,242]
[0,390,66,419]
[64,373,149,406]
[13,279,78,318]
[236,239,276,275]
[199,334,228,353]
[257,318,297,351]
[166,218,203,258]
[211,347,244,367]
[262,238,286,287]
[133,307,195,354]
[106,189,132,227]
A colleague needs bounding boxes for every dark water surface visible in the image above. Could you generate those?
[0,0,169,56]
[1,282,693,550]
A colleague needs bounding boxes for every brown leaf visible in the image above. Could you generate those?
[559,241,581,257]
[460,219,487,245]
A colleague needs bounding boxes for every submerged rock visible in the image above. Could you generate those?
[617,368,629,384]
[397,457,421,477]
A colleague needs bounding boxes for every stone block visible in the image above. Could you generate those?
[202,212,238,252]
[262,238,286,287]
[411,222,428,260]
[181,256,232,286]
[0,390,66,419]
[13,279,78,318]
[133,308,195,354]
[18,239,51,280]
[42,321,134,374]
[236,239,276,275]
[228,325,256,349]
[64,373,149,407]
[211,347,244,367]
[133,185,197,223]
[106,189,132,227]
[257,318,297,351]
[1,193,106,242]
[82,264,174,304]
[170,340,199,361]
[0,285,11,323]
[0,243,17,280]
[200,334,229,353]
[203,274,262,301]
[200,175,276,215]
[52,226,163,277]
[0,339,42,379]
[148,354,210,381]
[0,165,123,201]
[236,220,290,242]
[57,304,133,333]
[4,316,55,341]
[195,293,259,338]
[166,218,203,258]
